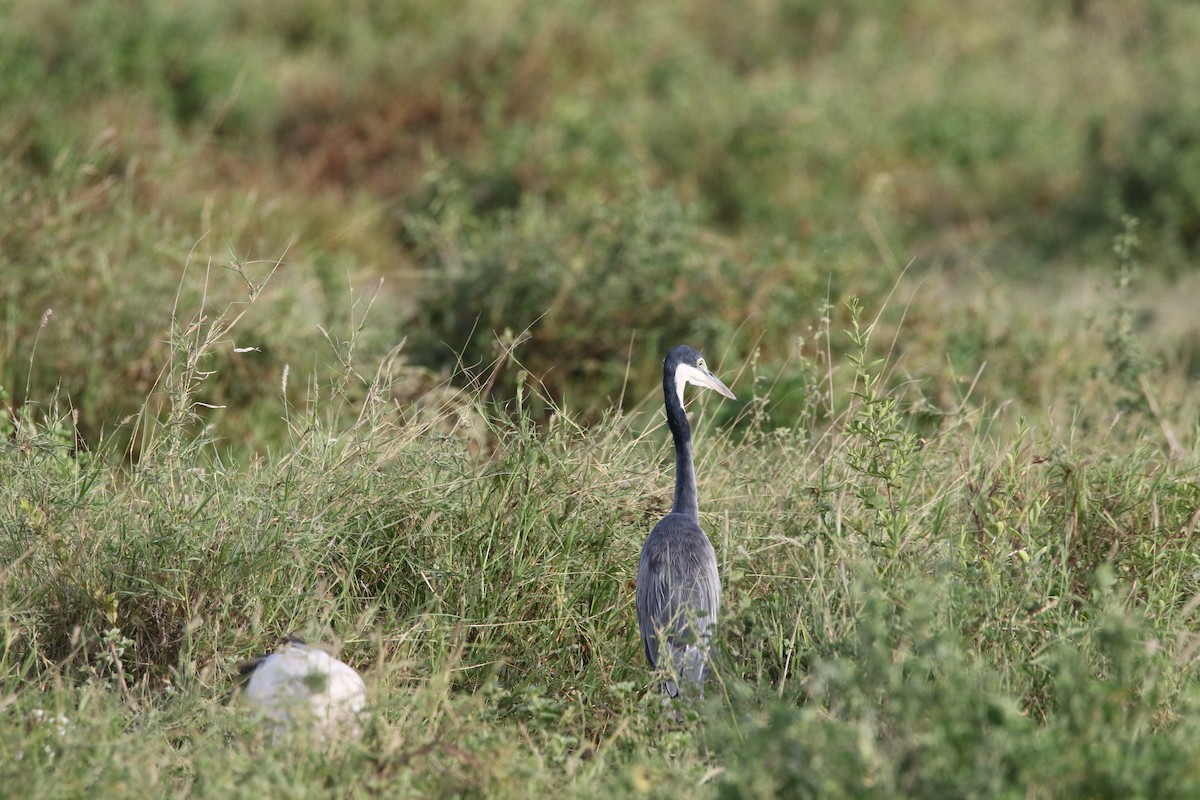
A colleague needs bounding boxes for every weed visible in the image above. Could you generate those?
[842,297,925,555]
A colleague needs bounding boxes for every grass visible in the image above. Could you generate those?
[5,0,1200,796]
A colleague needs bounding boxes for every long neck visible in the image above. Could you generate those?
[664,369,699,520]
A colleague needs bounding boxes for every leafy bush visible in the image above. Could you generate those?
[1086,105,1200,255]
[713,579,1200,800]
[401,173,768,413]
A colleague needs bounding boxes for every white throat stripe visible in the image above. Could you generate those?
[674,362,712,406]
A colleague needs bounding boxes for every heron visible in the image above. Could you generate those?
[636,345,736,698]
[238,635,368,742]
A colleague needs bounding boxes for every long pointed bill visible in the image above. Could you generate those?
[676,363,737,402]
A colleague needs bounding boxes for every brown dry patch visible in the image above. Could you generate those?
[275,79,478,198]
[272,15,588,200]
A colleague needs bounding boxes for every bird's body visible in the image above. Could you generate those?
[636,345,735,698]
[239,636,367,742]
[637,512,721,696]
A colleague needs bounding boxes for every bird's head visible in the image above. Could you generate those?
[665,345,736,407]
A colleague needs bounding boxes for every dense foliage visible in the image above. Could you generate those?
[4,1,1200,797]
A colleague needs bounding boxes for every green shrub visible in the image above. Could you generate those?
[401,173,761,413]
[713,579,1200,800]
[1086,105,1200,256]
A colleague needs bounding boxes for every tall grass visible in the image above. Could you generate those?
[6,0,1200,796]
[5,246,1200,795]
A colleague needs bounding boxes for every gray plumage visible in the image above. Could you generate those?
[636,345,735,697]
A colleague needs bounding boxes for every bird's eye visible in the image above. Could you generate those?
[697,358,707,370]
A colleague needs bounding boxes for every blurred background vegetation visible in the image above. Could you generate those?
[4,0,1200,455]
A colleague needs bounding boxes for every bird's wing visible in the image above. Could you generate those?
[636,519,720,668]
[636,547,661,666]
